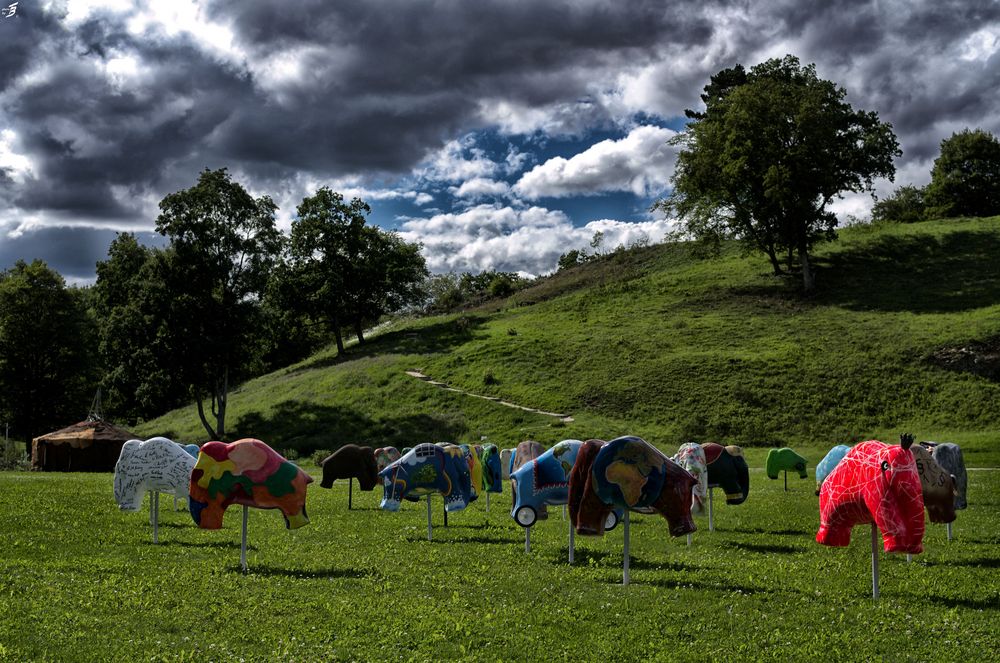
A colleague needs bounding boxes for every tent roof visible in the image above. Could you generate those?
[32,419,137,448]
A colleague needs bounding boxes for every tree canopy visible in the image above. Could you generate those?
[0,260,97,443]
[658,55,901,291]
[924,128,1000,219]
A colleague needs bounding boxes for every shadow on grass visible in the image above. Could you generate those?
[727,526,813,537]
[403,535,511,545]
[171,540,255,550]
[293,317,489,374]
[924,556,1000,569]
[925,594,1000,611]
[240,565,380,580]
[232,401,468,454]
[812,231,1000,313]
[604,577,776,595]
[723,541,806,555]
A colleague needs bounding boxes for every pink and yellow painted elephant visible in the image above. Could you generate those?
[816,435,924,554]
[189,439,313,530]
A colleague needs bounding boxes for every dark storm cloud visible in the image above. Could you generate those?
[2,0,1000,279]
[0,227,165,282]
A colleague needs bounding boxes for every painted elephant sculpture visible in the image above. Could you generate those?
[815,445,852,495]
[569,436,697,538]
[910,444,957,524]
[500,448,515,480]
[114,437,196,511]
[374,447,402,472]
[923,442,967,510]
[378,443,474,512]
[510,440,548,519]
[765,447,807,480]
[182,443,200,459]
[459,444,483,500]
[702,443,750,505]
[816,435,924,554]
[189,439,313,530]
[671,443,708,515]
[478,444,503,494]
[320,444,378,491]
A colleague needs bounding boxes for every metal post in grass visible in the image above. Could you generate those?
[426,495,433,542]
[871,523,879,600]
[348,477,353,510]
[784,470,788,492]
[443,503,448,527]
[240,505,249,572]
[708,486,715,532]
[687,533,692,547]
[151,491,159,545]
[568,518,575,564]
[906,554,912,563]
[563,504,567,520]
[622,510,631,586]
[946,522,952,541]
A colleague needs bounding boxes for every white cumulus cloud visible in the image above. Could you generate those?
[513,125,678,200]
[399,204,676,275]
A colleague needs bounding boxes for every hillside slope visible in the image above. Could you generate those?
[137,217,1000,464]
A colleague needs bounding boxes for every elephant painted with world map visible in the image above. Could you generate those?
[378,443,475,512]
[702,443,750,505]
[569,436,697,538]
[189,439,313,530]
[816,436,925,554]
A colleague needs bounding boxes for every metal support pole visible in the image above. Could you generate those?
[569,518,575,564]
[427,495,433,542]
[623,510,631,586]
[443,503,448,527]
[241,505,249,572]
[784,471,788,492]
[946,522,953,541]
[906,554,912,563]
[708,486,715,532]
[687,533,692,547]
[562,504,567,520]
[871,523,880,600]
[348,478,353,510]
[151,491,159,544]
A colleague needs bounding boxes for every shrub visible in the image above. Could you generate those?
[872,185,926,223]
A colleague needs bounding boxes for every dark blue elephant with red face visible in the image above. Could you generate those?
[702,443,750,505]
[378,443,474,512]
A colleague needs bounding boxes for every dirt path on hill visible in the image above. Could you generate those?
[404,370,575,423]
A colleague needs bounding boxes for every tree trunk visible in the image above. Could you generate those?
[331,312,345,354]
[196,395,216,440]
[799,243,815,293]
[764,246,783,276]
[354,318,365,345]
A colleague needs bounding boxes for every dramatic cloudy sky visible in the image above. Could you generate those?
[2,0,999,282]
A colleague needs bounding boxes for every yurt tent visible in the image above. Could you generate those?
[31,418,137,472]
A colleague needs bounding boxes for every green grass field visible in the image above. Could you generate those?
[1,451,998,661]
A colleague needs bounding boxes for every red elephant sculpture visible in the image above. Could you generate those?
[816,435,924,554]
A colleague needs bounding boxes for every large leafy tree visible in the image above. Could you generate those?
[286,187,427,350]
[658,55,901,292]
[0,260,98,443]
[93,234,189,423]
[924,128,1000,219]
[155,169,282,440]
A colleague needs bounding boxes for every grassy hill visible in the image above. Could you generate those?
[136,216,1000,465]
